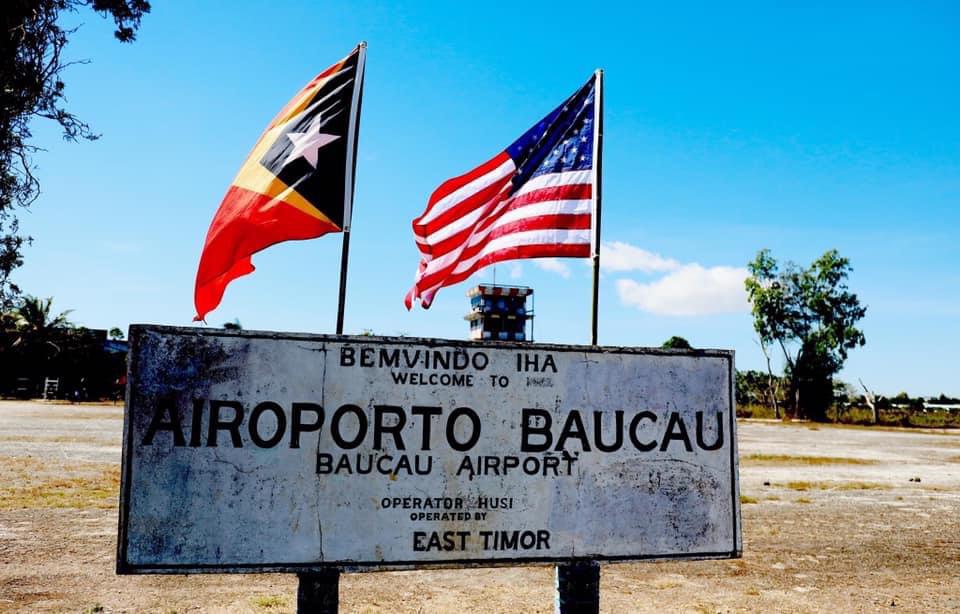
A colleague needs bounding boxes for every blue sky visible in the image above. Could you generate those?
[15,1,959,396]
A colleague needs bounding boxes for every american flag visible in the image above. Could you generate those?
[405,74,599,309]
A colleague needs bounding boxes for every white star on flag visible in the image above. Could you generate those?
[283,124,340,169]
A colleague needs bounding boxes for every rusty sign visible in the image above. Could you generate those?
[117,325,741,573]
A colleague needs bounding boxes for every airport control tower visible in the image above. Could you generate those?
[464,284,534,342]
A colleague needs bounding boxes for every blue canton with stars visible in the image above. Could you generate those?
[505,75,595,194]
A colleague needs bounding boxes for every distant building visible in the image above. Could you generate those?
[465,285,534,342]
[0,328,127,400]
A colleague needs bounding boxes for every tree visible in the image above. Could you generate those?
[222,319,242,331]
[14,295,73,333]
[754,337,782,418]
[745,249,866,422]
[736,368,785,412]
[6,295,73,388]
[108,327,124,340]
[661,336,692,350]
[1,1,151,309]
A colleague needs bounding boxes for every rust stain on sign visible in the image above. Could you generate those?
[117,325,741,574]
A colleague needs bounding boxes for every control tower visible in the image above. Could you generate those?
[464,284,534,342]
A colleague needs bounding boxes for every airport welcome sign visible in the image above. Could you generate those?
[118,326,741,573]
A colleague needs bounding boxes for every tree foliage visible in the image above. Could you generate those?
[1,0,150,309]
[661,335,692,350]
[745,249,866,421]
[12,294,73,333]
[736,368,785,408]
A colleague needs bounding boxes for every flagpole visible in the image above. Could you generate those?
[336,42,367,335]
[556,70,604,614]
[590,69,604,346]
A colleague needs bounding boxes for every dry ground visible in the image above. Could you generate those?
[1,401,958,613]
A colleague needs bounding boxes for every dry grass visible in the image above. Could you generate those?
[0,433,111,444]
[742,453,876,465]
[782,480,890,492]
[0,468,119,509]
[0,454,119,510]
[740,495,759,504]
[649,575,686,590]
[740,416,960,435]
[252,594,290,609]
[796,497,813,504]
[38,411,122,421]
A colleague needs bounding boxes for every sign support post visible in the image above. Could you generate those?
[555,561,600,614]
[297,570,340,613]
[558,66,605,614]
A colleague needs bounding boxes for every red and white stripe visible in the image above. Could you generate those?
[405,152,593,309]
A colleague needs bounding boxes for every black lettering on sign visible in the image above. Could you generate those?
[290,403,324,448]
[412,531,470,551]
[340,346,355,366]
[629,411,657,451]
[520,408,551,452]
[479,530,551,551]
[594,410,624,452]
[554,410,590,452]
[696,411,724,450]
[373,405,406,450]
[331,404,367,449]
[189,398,203,447]
[248,401,286,448]
[660,412,693,452]
[207,400,243,447]
[517,353,558,373]
[379,348,400,368]
[142,399,185,446]
[411,406,442,450]
[446,407,481,451]
[360,347,375,367]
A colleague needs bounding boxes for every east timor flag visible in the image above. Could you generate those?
[194,44,366,322]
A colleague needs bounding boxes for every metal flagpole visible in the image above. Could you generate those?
[589,69,604,347]
[335,42,367,335]
[303,41,365,613]
[556,69,604,614]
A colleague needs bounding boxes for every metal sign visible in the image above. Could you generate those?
[117,325,741,574]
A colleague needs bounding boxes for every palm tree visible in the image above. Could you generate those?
[6,297,74,396]
[1,309,17,332]
[14,296,74,333]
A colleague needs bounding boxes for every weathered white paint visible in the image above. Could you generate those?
[118,325,741,573]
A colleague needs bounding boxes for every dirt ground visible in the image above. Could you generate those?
[1,400,958,613]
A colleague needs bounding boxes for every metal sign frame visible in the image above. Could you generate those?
[117,325,741,574]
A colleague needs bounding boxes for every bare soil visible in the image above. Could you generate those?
[1,401,958,613]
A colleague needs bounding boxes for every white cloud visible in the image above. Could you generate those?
[509,263,524,279]
[601,241,680,273]
[616,264,749,316]
[534,258,571,278]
